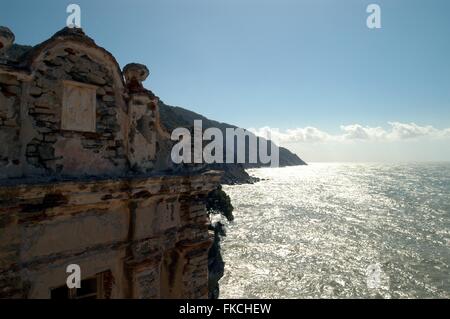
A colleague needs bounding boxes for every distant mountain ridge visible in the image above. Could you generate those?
[158,101,307,184]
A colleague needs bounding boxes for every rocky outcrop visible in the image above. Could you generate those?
[208,222,226,299]
[159,101,307,184]
[205,186,234,299]
[208,163,260,185]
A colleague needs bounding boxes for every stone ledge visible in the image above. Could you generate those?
[0,169,222,189]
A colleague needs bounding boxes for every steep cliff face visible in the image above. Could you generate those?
[159,101,307,184]
[205,186,234,299]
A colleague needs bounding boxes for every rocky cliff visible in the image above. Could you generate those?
[159,101,307,184]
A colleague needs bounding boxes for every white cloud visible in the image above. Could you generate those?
[251,126,332,143]
[340,124,387,141]
[444,128,450,138]
[250,122,450,144]
[388,122,437,140]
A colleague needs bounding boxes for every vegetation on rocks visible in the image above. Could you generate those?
[206,185,234,299]
[206,185,234,222]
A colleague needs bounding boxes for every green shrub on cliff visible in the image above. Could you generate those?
[206,185,234,222]
[206,185,234,299]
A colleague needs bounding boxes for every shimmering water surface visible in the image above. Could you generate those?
[219,163,450,298]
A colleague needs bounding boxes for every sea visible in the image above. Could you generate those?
[219,163,450,299]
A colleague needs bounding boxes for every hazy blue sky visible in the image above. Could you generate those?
[2,0,450,161]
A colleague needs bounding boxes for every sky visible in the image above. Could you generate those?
[1,0,450,162]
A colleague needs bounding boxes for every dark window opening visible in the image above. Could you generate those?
[50,273,107,299]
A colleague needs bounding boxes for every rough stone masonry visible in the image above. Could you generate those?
[0,26,221,298]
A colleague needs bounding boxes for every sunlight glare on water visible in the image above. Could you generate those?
[219,163,450,299]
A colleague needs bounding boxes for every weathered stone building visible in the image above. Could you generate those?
[0,26,221,299]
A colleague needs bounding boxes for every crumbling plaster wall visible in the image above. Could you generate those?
[21,41,129,177]
[0,172,220,299]
[0,73,22,178]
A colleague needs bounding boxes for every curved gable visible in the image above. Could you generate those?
[21,28,129,177]
[23,28,125,90]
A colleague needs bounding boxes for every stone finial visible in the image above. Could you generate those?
[123,63,149,92]
[0,26,15,54]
